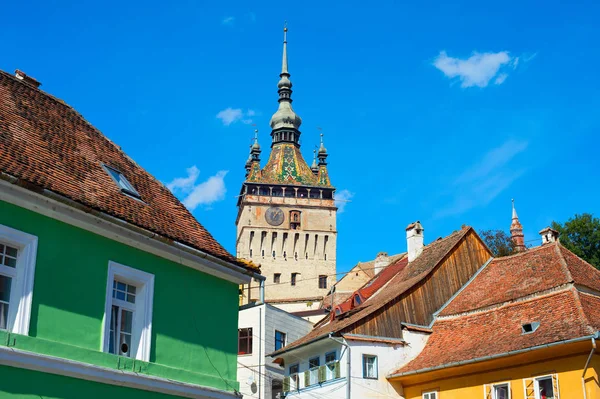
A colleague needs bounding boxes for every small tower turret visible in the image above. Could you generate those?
[510,199,526,252]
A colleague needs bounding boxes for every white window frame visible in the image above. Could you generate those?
[484,381,511,399]
[101,261,154,362]
[362,354,378,379]
[523,374,560,399]
[0,224,38,335]
[423,391,438,399]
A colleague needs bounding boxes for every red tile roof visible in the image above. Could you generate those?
[393,243,600,377]
[0,70,257,271]
[394,288,597,375]
[270,227,472,356]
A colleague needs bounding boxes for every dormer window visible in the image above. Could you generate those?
[522,321,540,334]
[103,165,141,199]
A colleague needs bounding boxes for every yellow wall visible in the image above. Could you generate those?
[399,354,599,399]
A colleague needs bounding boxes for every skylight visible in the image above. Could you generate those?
[103,165,141,199]
[521,321,540,334]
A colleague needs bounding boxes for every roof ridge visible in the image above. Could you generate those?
[571,288,596,335]
[438,284,574,320]
[493,242,552,260]
[555,241,575,283]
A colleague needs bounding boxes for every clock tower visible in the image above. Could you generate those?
[236,26,337,314]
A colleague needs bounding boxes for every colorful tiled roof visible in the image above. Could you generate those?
[270,227,472,356]
[392,242,600,377]
[0,70,257,272]
[246,143,332,187]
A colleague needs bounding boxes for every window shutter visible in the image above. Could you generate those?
[552,374,560,399]
[523,378,536,399]
[318,365,327,383]
[334,361,341,379]
[304,370,310,387]
[483,384,492,399]
[283,377,290,393]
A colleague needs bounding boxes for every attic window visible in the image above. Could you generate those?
[103,165,141,199]
[522,321,540,334]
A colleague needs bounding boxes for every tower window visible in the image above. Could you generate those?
[274,273,281,284]
[291,273,298,286]
[290,211,301,230]
[318,275,327,289]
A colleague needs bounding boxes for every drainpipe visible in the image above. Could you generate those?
[259,278,265,304]
[582,332,598,399]
[329,334,350,399]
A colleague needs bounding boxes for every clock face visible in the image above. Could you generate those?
[265,207,285,226]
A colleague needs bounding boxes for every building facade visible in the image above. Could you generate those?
[236,27,336,312]
[237,304,313,399]
[0,69,262,398]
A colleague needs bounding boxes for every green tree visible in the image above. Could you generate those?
[551,213,600,269]
[479,229,516,257]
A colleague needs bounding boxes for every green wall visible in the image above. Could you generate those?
[0,199,240,391]
[0,364,180,398]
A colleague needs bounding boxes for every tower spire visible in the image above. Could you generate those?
[510,199,526,252]
[311,149,318,173]
[269,23,302,146]
[317,132,328,165]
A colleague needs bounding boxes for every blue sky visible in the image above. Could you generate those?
[3,0,599,273]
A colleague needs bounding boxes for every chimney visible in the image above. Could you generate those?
[373,252,390,275]
[15,70,41,88]
[406,221,424,262]
[539,227,559,245]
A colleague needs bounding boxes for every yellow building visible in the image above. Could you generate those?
[389,228,600,399]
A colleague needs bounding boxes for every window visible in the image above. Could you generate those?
[102,261,154,361]
[308,357,320,385]
[362,355,378,379]
[524,374,559,399]
[274,273,281,284]
[291,273,298,286]
[354,294,362,305]
[422,392,437,399]
[238,327,253,355]
[522,321,540,334]
[325,351,337,380]
[103,164,141,199]
[290,211,301,230]
[318,275,327,289]
[0,224,38,335]
[289,364,299,390]
[493,383,510,399]
[275,330,286,351]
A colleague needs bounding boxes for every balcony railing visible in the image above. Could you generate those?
[283,361,342,393]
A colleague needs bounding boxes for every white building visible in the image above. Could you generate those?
[238,303,313,399]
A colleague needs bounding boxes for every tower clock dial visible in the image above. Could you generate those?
[265,207,285,226]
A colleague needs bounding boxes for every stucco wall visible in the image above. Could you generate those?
[0,200,239,390]
[400,353,599,399]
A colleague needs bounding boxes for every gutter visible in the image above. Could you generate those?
[0,173,264,283]
[388,332,600,379]
[582,334,598,399]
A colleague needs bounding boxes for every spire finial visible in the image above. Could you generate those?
[281,22,288,75]
[510,199,526,252]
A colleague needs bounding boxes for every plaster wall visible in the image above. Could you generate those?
[0,199,239,390]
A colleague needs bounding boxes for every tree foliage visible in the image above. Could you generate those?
[551,213,600,269]
[479,229,516,257]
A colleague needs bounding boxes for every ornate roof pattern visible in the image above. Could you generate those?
[246,143,331,187]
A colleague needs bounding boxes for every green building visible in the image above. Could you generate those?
[0,69,263,398]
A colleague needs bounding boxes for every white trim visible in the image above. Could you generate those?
[0,179,253,285]
[102,261,154,362]
[0,223,38,335]
[422,391,438,399]
[0,345,238,399]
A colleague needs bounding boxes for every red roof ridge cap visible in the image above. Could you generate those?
[554,241,575,283]
[571,288,597,335]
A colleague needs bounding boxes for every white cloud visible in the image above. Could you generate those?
[167,167,228,211]
[335,189,354,214]
[433,51,518,88]
[222,16,235,25]
[216,108,256,126]
[435,139,528,218]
